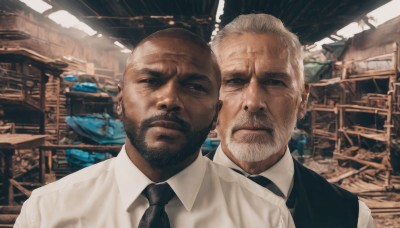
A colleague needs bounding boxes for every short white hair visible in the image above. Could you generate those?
[211,13,304,92]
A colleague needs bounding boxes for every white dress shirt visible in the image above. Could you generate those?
[15,145,294,228]
[213,146,375,228]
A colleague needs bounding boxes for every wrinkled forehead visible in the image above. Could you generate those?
[216,33,289,62]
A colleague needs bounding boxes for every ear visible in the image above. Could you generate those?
[210,100,223,130]
[117,84,123,116]
[297,90,309,120]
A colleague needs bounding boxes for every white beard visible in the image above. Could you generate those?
[225,112,297,162]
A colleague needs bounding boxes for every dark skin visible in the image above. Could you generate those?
[118,36,221,182]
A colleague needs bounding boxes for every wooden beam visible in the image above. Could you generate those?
[328,166,368,183]
[334,152,387,170]
[9,179,31,197]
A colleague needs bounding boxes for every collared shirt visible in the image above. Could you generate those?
[15,145,294,228]
[213,145,375,228]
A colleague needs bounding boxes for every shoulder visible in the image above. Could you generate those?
[30,157,116,199]
[17,158,116,226]
[294,160,357,199]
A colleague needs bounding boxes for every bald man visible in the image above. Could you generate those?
[15,28,294,228]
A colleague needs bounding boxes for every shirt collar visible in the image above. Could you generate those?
[114,145,206,211]
[213,145,294,199]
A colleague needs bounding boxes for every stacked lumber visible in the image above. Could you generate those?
[45,76,67,143]
[0,206,21,227]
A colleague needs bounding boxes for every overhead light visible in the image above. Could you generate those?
[168,20,175,25]
[336,22,367,38]
[97,34,103,38]
[366,0,400,27]
[121,49,131,53]
[210,0,225,41]
[48,10,97,36]
[19,0,52,14]
[114,41,126,49]
[215,0,225,23]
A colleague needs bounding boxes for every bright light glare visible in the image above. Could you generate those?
[19,0,52,13]
[210,0,225,41]
[336,22,366,38]
[114,41,125,49]
[215,0,225,23]
[121,49,131,53]
[367,0,400,27]
[309,37,335,51]
[48,10,97,36]
[309,0,400,52]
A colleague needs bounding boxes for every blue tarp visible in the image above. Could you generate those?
[71,82,98,93]
[66,149,111,168]
[66,114,125,145]
[63,75,79,82]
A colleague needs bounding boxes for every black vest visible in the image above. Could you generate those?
[205,150,359,228]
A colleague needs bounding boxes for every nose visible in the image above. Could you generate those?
[242,79,266,113]
[156,80,183,112]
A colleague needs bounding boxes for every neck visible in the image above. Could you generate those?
[222,144,286,175]
[125,139,198,182]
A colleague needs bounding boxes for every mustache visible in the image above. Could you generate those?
[231,113,274,132]
[141,114,190,131]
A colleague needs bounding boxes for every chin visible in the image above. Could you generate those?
[227,141,282,162]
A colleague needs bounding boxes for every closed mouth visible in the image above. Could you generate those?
[149,120,185,132]
[233,126,272,133]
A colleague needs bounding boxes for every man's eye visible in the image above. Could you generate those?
[265,79,286,86]
[224,78,245,85]
[186,83,206,92]
[139,78,161,85]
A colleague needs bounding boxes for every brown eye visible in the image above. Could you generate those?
[265,79,286,86]
[224,78,245,85]
[139,78,162,86]
[186,83,206,92]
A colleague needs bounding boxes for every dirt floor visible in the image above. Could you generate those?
[302,156,400,228]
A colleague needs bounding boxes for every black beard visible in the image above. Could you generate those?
[121,105,213,169]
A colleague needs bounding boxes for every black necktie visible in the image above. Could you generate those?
[138,183,175,228]
[231,168,285,198]
[248,175,285,198]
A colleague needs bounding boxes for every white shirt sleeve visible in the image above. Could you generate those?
[357,200,375,228]
[14,198,32,228]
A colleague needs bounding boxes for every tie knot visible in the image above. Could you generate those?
[143,183,175,206]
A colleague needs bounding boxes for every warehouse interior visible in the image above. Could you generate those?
[0,0,400,227]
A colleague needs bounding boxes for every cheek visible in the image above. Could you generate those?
[185,100,217,128]
[122,89,150,120]
[266,94,299,121]
[216,98,239,131]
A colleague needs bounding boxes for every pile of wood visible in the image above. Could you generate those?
[309,44,400,177]
[0,206,21,227]
[45,76,68,143]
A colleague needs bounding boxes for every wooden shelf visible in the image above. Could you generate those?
[338,104,389,115]
[312,105,337,112]
[312,129,337,141]
[339,128,387,142]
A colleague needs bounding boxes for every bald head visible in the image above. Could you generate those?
[123,28,221,87]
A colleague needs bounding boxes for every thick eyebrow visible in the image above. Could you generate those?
[221,70,248,79]
[139,68,212,84]
[138,68,163,78]
[261,72,292,80]
[181,73,212,84]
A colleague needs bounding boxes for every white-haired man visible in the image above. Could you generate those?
[208,14,374,228]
